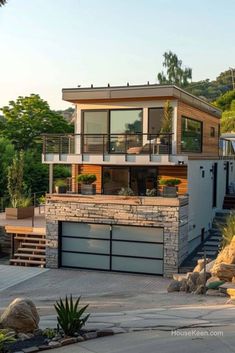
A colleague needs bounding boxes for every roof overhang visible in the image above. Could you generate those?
[62,84,221,118]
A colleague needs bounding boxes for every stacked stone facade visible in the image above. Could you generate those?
[45,194,189,277]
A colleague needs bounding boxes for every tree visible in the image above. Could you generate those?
[1,94,74,150]
[0,138,15,197]
[7,152,25,207]
[160,100,173,133]
[0,0,7,7]
[214,90,235,111]
[157,51,192,88]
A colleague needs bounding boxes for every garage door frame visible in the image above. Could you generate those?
[59,222,164,275]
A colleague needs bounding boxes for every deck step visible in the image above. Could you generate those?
[10,259,45,266]
[14,236,46,242]
[21,242,46,247]
[14,253,45,259]
[17,247,45,253]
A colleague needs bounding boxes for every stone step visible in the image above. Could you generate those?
[14,253,46,259]
[17,247,45,254]
[10,258,45,266]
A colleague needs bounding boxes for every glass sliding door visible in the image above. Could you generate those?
[82,111,108,153]
[131,167,157,196]
[110,109,143,153]
[181,116,202,152]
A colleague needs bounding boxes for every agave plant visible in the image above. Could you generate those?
[54,295,89,336]
[0,329,16,351]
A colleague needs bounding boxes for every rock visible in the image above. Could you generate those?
[196,272,210,287]
[48,341,62,348]
[0,298,39,333]
[172,274,187,281]
[206,289,227,297]
[179,278,188,292]
[83,332,98,340]
[18,333,32,341]
[167,280,181,292]
[211,262,235,282]
[194,285,204,295]
[22,347,39,353]
[194,258,211,272]
[60,337,77,345]
[76,336,85,342]
[186,272,200,292]
[97,329,114,337]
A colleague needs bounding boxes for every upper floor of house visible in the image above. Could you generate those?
[42,84,221,166]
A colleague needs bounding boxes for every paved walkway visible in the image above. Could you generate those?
[0,265,48,291]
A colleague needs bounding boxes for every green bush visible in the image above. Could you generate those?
[221,212,235,248]
[54,295,89,336]
[54,179,67,187]
[77,174,97,185]
[159,178,181,187]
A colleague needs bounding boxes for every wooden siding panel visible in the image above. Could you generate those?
[158,166,188,195]
[177,101,220,157]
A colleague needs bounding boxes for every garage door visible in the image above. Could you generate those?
[60,222,163,275]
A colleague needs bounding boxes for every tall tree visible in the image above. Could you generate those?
[1,94,73,150]
[157,51,192,88]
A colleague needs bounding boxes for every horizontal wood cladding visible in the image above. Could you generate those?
[158,166,188,195]
[72,164,102,194]
[177,101,220,157]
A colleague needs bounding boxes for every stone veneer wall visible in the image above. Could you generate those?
[45,195,189,277]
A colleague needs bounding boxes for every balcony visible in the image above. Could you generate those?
[42,133,175,165]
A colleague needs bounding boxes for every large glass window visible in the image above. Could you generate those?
[181,116,202,152]
[103,167,129,195]
[82,111,108,153]
[110,109,143,153]
[148,108,164,136]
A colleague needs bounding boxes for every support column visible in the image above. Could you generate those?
[49,164,53,194]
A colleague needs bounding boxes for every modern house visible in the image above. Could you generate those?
[42,84,235,277]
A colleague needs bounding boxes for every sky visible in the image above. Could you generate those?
[0,0,234,109]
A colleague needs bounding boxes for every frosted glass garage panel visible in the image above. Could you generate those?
[61,238,110,254]
[61,252,110,270]
[112,226,163,243]
[62,222,110,239]
[112,242,163,258]
[112,257,163,275]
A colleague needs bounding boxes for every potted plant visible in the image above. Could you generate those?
[5,152,34,219]
[118,187,135,196]
[159,178,181,197]
[54,179,67,194]
[77,174,97,195]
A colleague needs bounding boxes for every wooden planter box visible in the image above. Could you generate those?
[5,206,34,220]
[81,184,96,195]
[162,186,178,198]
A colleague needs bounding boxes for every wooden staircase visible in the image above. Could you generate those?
[5,226,46,267]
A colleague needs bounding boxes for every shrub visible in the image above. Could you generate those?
[159,178,181,187]
[77,174,97,185]
[54,179,67,187]
[118,187,135,196]
[220,212,235,248]
[54,295,89,336]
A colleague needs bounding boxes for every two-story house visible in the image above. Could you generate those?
[42,84,235,277]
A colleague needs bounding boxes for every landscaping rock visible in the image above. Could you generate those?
[0,298,39,333]
[167,280,181,292]
[193,258,211,272]
[60,337,77,346]
[83,332,98,340]
[97,329,114,337]
[211,262,235,282]
[22,347,39,353]
[179,278,188,292]
[172,274,187,281]
[186,272,199,292]
[194,285,204,295]
[48,341,62,348]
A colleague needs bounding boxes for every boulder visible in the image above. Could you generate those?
[194,258,211,273]
[206,289,227,297]
[0,298,39,333]
[179,278,188,292]
[194,285,204,295]
[211,262,235,282]
[167,280,181,292]
[186,272,200,292]
[199,260,215,274]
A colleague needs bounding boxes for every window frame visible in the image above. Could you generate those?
[147,107,164,138]
[210,126,216,138]
[181,116,203,153]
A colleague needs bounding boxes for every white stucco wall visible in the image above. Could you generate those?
[187,159,235,252]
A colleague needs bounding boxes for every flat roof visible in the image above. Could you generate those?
[62,84,221,118]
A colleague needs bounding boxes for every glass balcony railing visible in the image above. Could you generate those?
[42,133,173,157]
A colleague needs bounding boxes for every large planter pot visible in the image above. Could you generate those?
[55,186,67,194]
[81,184,96,195]
[5,206,34,220]
[162,186,178,198]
